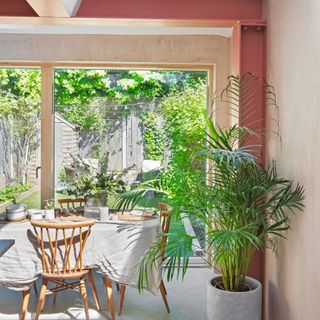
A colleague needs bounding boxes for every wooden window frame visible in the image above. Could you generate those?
[0,62,214,207]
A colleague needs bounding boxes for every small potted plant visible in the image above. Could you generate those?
[44,199,55,220]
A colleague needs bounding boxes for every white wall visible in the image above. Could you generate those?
[263,1,320,319]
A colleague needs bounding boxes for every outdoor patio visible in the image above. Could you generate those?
[0,268,210,320]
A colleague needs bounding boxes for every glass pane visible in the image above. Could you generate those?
[53,68,208,256]
[0,68,41,215]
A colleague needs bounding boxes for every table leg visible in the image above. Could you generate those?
[103,277,115,320]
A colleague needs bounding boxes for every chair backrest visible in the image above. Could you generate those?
[58,198,87,210]
[159,202,173,258]
[31,219,95,275]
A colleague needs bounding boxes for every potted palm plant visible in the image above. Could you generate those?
[117,74,305,320]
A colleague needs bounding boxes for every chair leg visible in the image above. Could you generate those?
[79,277,90,320]
[103,277,115,320]
[161,280,167,295]
[21,289,30,320]
[116,282,120,292]
[35,279,48,320]
[88,270,101,311]
[53,292,58,304]
[159,280,170,313]
[118,285,126,316]
[33,281,38,296]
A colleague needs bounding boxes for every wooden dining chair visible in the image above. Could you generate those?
[30,219,108,320]
[118,202,173,316]
[57,198,87,215]
[21,288,31,320]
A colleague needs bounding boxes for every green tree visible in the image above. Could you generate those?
[0,68,41,183]
[160,82,207,169]
[54,69,110,106]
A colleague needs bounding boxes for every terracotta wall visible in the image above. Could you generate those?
[263,1,320,319]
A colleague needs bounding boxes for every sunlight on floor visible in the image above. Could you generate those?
[0,268,211,320]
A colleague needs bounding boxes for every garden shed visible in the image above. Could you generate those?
[54,113,80,185]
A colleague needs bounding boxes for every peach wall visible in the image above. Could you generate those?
[263,1,320,319]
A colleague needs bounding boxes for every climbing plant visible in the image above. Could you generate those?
[141,111,165,161]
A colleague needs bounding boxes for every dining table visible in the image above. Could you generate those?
[0,215,162,294]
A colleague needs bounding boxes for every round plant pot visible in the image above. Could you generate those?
[6,203,26,221]
[207,276,261,320]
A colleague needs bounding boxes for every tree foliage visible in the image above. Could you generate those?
[0,68,41,183]
[141,111,165,160]
[158,82,207,208]
[54,69,207,131]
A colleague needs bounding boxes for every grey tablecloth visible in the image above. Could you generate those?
[0,218,161,293]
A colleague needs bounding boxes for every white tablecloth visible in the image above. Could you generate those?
[0,218,161,293]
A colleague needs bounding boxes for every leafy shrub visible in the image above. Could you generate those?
[141,111,165,161]
[58,168,67,183]
[0,183,32,202]
[158,82,207,207]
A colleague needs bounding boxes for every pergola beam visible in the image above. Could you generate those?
[0,16,266,28]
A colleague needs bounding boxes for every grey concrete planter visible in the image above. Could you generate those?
[207,276,262,320]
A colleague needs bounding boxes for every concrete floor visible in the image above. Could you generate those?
[0,267,211,320]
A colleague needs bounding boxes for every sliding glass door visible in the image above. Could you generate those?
[53,67,209,257]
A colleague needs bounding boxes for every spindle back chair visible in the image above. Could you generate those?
[118,202,173,316]
[30,219,101,320]
[159,202,173,258]
[57,198,87,215]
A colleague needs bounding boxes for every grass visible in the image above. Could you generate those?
[0,188,163,212]
[0,190,75,213]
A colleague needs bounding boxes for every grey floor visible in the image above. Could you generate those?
[0,267,211,320]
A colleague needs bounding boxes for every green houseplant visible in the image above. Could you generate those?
[67,156,127,206]
[117,74,305,320]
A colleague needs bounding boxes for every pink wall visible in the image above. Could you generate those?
[0,0,262,20]
[77,0,262,20]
